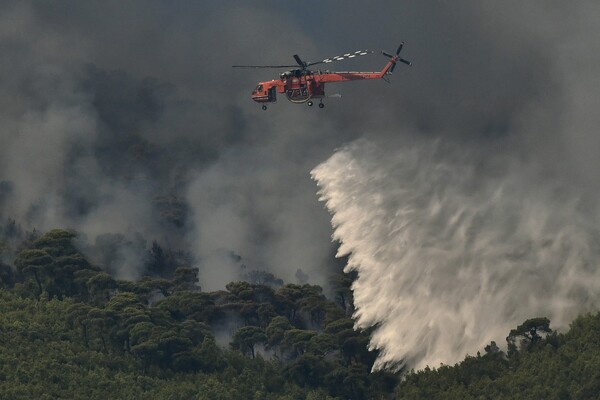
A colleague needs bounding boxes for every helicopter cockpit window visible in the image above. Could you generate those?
[256,85,263,92]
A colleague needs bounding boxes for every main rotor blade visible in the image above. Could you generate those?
[396,42,404,55]
[232,65,298,69]
[309,49,373,66]
[234,48,377,69]
[293,54,305,67]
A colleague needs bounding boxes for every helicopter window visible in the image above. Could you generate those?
[256,85,263,91]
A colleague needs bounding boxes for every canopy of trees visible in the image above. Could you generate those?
[0,228,599,399]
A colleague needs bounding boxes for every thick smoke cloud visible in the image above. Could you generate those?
[1,0,599,369]
[0,1,339,283]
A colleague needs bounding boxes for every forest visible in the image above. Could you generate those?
[1,226,600,399]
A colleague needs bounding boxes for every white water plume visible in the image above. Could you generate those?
[312,138,600,371]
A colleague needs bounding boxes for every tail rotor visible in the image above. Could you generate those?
[383,42,411,73]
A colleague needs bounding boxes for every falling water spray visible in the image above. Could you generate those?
[312,138,600,371]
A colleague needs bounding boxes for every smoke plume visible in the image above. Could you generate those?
[0,1,338,284]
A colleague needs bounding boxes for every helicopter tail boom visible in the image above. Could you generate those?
[315,42,411,83]
[379,59,396,77]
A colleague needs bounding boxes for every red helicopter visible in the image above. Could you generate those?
[233,43,411,110]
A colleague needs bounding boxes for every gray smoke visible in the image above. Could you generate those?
[0,1,340,284]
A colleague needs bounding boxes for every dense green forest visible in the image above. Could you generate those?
[1,228,600,399]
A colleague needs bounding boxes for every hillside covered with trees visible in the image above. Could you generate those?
[1,228,600,399]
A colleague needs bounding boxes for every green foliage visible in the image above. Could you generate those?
[284,329,318,356]
[156,290,216,321]
[0,289,315,399]
[0,228,394,399]
[232,326,268,358]
[506,316,552,357]
[5,229,600,399]
[13,229,101,300]
[396,314,600,400]
[266,316,292,340]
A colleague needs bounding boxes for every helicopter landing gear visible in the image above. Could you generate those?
[307,101,313,107]
[262,105,267,110]
[318,102,325,108]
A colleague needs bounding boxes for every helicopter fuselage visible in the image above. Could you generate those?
[251,61,394,105]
